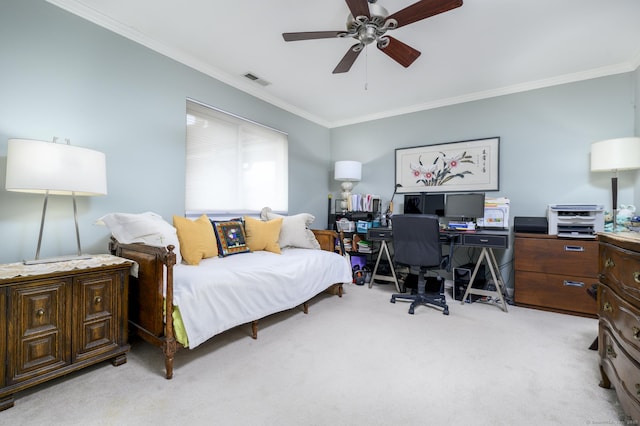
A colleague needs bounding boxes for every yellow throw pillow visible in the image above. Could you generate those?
[172,215,218,265]
[243,216,283,254]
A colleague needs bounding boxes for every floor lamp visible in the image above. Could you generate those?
[590,137,640,232]
[5,138,108,264]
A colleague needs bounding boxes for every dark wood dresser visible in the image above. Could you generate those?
[0,255,131,411]
[514,233,598,317]
[598,232,640,422]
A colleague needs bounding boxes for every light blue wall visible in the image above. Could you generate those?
[330,74,637,287]
[636,66,640,137]
[0,1,330,263]
[0,1,637,268]
[330,74,636,218]
[634,65,640,207]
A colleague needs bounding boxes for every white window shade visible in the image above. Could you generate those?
[185,100,288,215]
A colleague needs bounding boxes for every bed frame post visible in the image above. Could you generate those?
[163,245,177,379]
[251,321,258,339]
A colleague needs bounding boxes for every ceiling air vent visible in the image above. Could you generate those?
[243,72,271,87]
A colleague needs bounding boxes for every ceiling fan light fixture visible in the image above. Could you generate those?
[377,36,390,49]
[283,0,464,74]
[347,3,389,30]
[359,25,378,45]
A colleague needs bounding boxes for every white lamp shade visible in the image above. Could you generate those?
[334,160,362,181]
[6,139,107,196]
[591,137,640,172]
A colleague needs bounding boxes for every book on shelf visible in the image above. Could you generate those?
[357,240,372,253]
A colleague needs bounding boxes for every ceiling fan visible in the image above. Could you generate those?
[282,0,463,74]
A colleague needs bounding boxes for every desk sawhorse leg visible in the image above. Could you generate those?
[460,247,508,312]
[370,240,401,292]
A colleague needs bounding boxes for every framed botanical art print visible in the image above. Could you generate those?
[395,137,500,193]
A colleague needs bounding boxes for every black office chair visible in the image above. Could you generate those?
[390,214,449,315]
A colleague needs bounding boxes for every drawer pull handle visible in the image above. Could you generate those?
[563,280,585,287]
[94,296,102,304]
[606,345,617,358]
[479,239,489,243]
[633,327,640,340]
[564,245,584,252]
[603,302,613,312]
[605,258,615,268]
[36,308,45,317]
[634,272,640,284]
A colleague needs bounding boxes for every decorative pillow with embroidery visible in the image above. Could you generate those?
[212,220,251,257]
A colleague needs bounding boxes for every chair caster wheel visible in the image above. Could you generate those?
[390,297,396,303]
[443,308,449,315]
[408,308,414,314]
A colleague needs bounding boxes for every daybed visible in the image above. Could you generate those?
[102,211,351,379]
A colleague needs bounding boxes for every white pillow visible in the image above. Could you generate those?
[96,212,182,264]
[260,207,320,250]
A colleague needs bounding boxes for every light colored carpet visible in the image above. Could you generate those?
[3,282,625,425]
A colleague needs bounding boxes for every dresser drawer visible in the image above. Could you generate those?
[599,285,640,355]
[514,270,597,315]
[462,233,508,249]
[7,279,72,384]
[74,272,120,361]
[515,237,598,276]
[600,242,640,307]
[600,326,640,420]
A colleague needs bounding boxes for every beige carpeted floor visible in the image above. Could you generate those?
[2,282,625,425]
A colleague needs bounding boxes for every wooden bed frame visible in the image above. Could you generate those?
[109,229,343,379]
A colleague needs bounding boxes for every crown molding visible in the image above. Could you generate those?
[45,0,331,128]
[330,62,637,128]
[47,1,640,130]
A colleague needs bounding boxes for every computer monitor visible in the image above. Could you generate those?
[403,194,423,214]
[423,193,445,216]
[445,193,485,220]
[403,193,445,216]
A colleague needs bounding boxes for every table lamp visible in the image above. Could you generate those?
[5,138,108,263]
[590,137,640,232]
[334,160,362,211]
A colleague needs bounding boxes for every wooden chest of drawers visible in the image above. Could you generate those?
[514,233,598,317]
[0,255,131,411]
[598,232,640,422]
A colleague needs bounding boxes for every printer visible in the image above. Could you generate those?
[547,204,604,238]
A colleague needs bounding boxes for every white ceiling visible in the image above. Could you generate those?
[48,0,640,128]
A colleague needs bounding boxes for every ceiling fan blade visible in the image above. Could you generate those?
[378,36,421,68]
[345,0,370,19]
[387,0,463,29]
[283,31,346,41]
[333,44,363,74]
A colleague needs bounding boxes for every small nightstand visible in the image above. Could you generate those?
[0,255,131,411]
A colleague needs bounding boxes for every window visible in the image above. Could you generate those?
[185,99,288,216]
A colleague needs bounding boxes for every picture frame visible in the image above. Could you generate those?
[395,137,500,193]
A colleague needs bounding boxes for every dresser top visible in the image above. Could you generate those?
[0,254,132,281]
[598,231,640,250]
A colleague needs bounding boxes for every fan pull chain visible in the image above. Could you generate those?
[364,45,369,91]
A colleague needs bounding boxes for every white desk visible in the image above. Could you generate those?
[458,231,509,312]
[367,228,401,292]
[367,227,510,312]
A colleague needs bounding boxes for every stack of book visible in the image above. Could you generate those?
[357,240,372,253]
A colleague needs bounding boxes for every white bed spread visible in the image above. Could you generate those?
[172,248,352,348]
